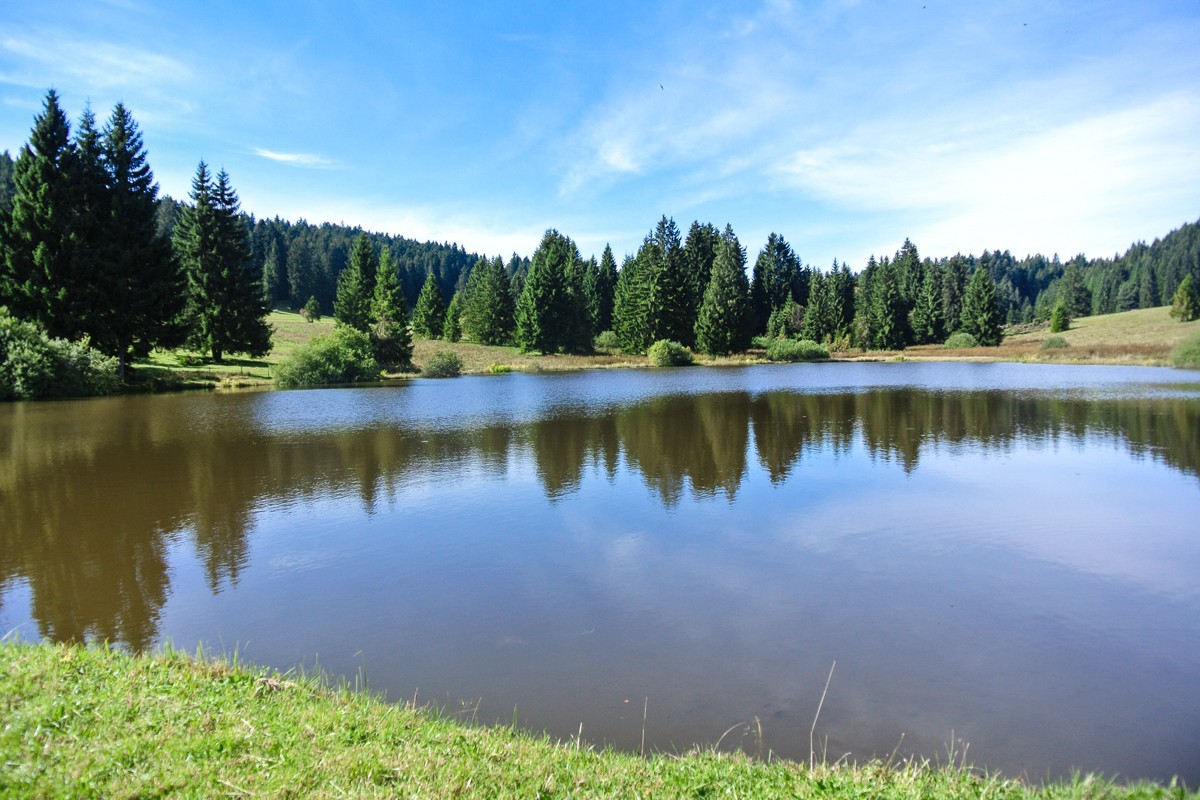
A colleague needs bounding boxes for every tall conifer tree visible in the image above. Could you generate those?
[694,225,751,355]
[613,254,651,353]
[412,271,446,338]
[515,229,590,353]
[961,266,1003,345]
[370,247,413,367]
[335,233,375,332]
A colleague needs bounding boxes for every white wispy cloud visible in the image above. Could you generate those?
[252,148,336,169]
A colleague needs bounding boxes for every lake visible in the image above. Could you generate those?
[2,362,1199,783]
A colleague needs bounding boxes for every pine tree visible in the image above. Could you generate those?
[370,247,413,367]
[682,221,720,340]
[515,229,590,353]
[1169,274,1200,322]
[694,225,751,355]
[643,216,691,346]
[335,233,375,332]
[613,253,651,353]
[750,233,799,334]
[412,271,445,338]
[462,256,515,345]
[444,291,463,342]
[96,102,187,374]
[909,264,945,345]
[175,163,271,363]
[961,266,1003,346]
[591,244,617,333]
[0,90,80,336]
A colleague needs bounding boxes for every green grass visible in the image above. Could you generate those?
[2,641,1192,799]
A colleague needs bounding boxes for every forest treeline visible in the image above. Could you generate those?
[2,88,1199,393]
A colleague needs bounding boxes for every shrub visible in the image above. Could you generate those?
[766,337,828,362]
[1040,336,1069,350]
[422,351,463,378]
[273,325,380,388]
[1170,332,1200,369]
[1,308,119,401]
[750,335,772,349]
[487,363,512,374]
[593,330,620,352]
[647,339,694,367]
[302,296,321,322]
[943,331,978,349]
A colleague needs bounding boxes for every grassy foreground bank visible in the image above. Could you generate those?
[1,642,1192,799]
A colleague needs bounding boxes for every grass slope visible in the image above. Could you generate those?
[1,641,1193,799]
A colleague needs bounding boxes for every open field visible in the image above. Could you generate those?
[2,640,1193,799]
[901,307,1200,366]
[130,305,1200,391]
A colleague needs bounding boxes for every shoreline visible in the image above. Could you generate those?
[2,639,1193,797]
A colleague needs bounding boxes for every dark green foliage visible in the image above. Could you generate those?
[443,291,463,342]
[412,271,446,338]
[943,332,978,349]
[646,338,693,366]
[274,325,380,388]
[0,90,82,338]
[641,216,692,346]
[1050,299,1070,332]
[261,237,288,303]
[95,103,187,374]
[370,248,413,368]
[694,226,751,355]
[961,267,1004,346]
[515,229,591,353]
[909,264,945,345]
[585,244,617,333]
[334,234,375,332]
[1140,264,1160,308]
[1170,332,1200,368]
[303,295,321,322]
[0,150,14,211]
[175,163,272,363]
[1,307,119,400]
[940,256,968,333]
[867,257,909,350]
[422,350,463,378]
[766,337,828,362]
[766,298,803,340]
[1169,275,1200,322]
[613,254,651,353]
[461,256,515,345]
[681,222,720,342]
[1060,258,1092,318]
[750,233,800,334]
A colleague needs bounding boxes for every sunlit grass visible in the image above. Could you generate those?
[2,640,1192,799]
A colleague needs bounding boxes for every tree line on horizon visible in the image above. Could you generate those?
[3,88,1200,389]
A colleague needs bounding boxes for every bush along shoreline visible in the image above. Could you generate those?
[1,640,1194,798]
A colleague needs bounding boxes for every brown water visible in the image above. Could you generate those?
[2,362,1199,783]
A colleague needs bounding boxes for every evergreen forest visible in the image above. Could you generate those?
[3,88,1200,398]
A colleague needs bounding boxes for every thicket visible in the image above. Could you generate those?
[0,307,119,400]
[422,350,463,378]
[766,337,828,362]
[273,326,380,388]
[647,339,693,366]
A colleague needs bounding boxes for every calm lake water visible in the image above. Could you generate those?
[3,362,1199,783]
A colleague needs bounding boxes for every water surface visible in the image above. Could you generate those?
[2,362,1198,782]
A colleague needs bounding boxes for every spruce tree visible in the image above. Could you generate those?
[412,271,445,338]
[515,229,590,353]
[941,256,968,331]
[613,253,651,353]
[682,221,720,340]
[462,256,515,345]
[961,266,1004,345]
[643,216,691,346]
[800,271,831,342]
[176,163,271,363]
[909,264,945,345]
[592,244,617,333]
[694,225,751,355]
[749,233,799,335]
[335,233,375,333]
[0,90,80,336]
[444,291,463,342]
[1169,274,1200,322]
[869,257,908,350]
[370,247,413,367]
[99,103,188,374]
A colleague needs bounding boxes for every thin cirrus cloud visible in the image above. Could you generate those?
[252,148,337,169]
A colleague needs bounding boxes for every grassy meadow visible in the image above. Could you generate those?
[2,640,1194,799]
[129,304,1200,392]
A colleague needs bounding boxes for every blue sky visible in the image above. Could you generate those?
[2,1,1197,268]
